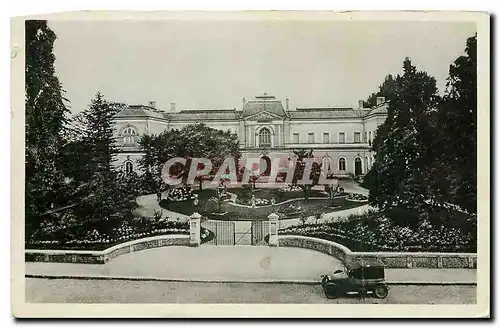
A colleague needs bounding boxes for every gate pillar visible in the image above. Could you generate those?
[189,212,202,247]
[268,213,279,247]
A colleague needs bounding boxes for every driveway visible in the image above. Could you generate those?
[26,246,345,282]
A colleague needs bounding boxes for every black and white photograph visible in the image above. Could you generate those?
[11,10,490,318]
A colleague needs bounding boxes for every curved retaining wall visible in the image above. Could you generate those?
[25,235,190,264]
[226,196,330,209]
[278,235,477,269]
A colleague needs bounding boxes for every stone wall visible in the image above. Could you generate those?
[279,235,477,269]
[25,235,190,265]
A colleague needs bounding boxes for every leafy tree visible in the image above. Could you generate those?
[25,20,70,238]
[138,123,241,190]
[364,58,441,225]
[434,34,477,213]
[290,149,322,200]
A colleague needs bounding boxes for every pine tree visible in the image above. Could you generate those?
[364,58,440,225]
[82,93,120,179]
[364,74,398,108]
[67,93,138,235]
[25,20,70,238]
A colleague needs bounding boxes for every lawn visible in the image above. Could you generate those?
[159,188,365,221]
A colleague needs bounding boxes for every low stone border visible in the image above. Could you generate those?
[278,235,477,269]
[227,196,352,209]
[344,198,369,203]
[25,235,190,264]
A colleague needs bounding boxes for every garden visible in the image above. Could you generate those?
[27,211,214,251]
[158,185,368,222]
[277,209,477,253]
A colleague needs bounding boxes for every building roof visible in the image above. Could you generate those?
[115,105,166,119]
[288,107,364,119]
[242,100,287,118]
[114,99,388,121]
[168,109,240,121]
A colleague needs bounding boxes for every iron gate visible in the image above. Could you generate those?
[201,220,235,246]
[201,220,269,246]
[251,220,269,246]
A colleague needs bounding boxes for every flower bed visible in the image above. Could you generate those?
[238,197,273,206]
[27,218,195,251]
[278,185,303,193]
[278,203,304,216]
[345,193,368,202]
[278,210,476,253]
[167,186,196,202]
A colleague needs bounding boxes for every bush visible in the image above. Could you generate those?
[345,193,368,202]
[167,186,195,202]
[27,215,190,251]
[278,210,476,253]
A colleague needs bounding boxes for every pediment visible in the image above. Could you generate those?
[245,110,283,122]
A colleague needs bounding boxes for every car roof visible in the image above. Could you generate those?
[345,258,385,270]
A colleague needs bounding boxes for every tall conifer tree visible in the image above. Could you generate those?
[25,20,69,237]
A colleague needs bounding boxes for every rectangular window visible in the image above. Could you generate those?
[308,133,314,143]
[354,132,361,143]
[339,132,345,144]
[363,132,367,143]
[293,133,299,144]
[323,133,329,143]
[369,131,372,142]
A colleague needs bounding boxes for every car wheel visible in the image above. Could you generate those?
[373,285,389,299]
[324,283,337,299]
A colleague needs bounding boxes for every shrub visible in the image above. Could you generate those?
[167,186,195,202]
[278,210,476,253]
[345,193,368,202]
[27,216,190,251]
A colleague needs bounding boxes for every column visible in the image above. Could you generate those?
[268,213,279,246]
[189,212,201,247]
[284,121,291,144]
[239,120,246,147]
[275,124,281,147]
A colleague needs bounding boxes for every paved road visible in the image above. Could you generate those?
[26,278,476,304]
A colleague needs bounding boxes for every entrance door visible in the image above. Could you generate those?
[260,156,272,176]
[354,157,362,176]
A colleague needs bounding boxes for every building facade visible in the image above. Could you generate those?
[113,94,388,177]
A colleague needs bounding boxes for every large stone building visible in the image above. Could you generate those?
[113,94,388,177]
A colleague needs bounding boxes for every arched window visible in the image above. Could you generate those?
[322,156,332,172]
[354,157,362,176]
[122,127,137,145]
[338,157,346,171]
[259,128,271,147]
[125,161,134,175]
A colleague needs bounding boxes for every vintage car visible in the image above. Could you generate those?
[320,259,389,299]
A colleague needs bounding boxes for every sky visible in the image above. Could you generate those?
[48,19,476,113]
